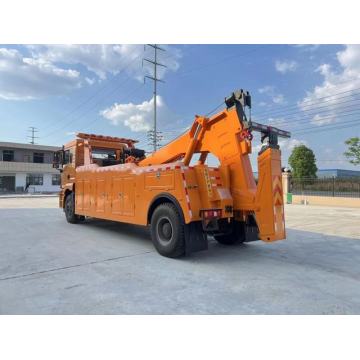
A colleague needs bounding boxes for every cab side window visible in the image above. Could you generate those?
[64,150,72,164]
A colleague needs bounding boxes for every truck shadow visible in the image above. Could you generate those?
[80,218,360,280]
[190,228,360,278]
[83,217,151,245]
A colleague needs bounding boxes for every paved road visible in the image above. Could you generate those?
[0,199,359,314]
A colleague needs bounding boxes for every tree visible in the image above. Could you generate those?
[288,145,317,179]
[344,137,360,166]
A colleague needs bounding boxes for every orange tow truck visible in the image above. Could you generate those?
[54,90,291,257]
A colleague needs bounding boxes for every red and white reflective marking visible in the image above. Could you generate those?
[180,167,193,219]
[88,143,92,164]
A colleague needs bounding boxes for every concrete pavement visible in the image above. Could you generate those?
[0,198,359,314]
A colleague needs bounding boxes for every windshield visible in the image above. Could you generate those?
[92,148,116,160]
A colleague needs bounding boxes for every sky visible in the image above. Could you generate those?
[0,44,359,171]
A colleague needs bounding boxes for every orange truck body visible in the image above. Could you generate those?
[56,90,290,257]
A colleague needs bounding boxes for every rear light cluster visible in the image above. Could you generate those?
[201,209,222,219]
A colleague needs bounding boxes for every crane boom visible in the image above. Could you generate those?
[140,90,291,241]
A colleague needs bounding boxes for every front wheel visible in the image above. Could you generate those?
[150,203,185,258]
[64,192,83,224]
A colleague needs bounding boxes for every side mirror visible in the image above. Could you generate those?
[53,150,64,170]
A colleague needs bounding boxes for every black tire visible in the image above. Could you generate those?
[150,203,185,258]
[214,221,245,245]
[214,233,239,245]
[64,192,80,224]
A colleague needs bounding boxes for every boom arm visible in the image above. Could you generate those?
[140,90,291,241]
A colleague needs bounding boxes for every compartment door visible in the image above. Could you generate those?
[76,180,84,211]
[83,180,91,211]
[122,177,135,217]
[111,177,123,215]
[96,179,106,213]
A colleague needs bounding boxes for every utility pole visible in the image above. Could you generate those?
[27,126,39,145]
[143,44,166,152]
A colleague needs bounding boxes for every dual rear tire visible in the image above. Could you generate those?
[214,221,246,245]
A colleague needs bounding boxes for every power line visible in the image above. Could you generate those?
[76,83,146,134]
[42,76,130,139]
[255,92,360,124]
[268,106,360,130]
[205,102,224,117]
[45,45,261,147]
[294,118,360,135]
[253,80,360,119]
[174,46,261,78]
[41,48,143,135]
[49,83,145,145]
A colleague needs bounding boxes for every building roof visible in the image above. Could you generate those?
[318,168,360,173]
[0,141,60,152]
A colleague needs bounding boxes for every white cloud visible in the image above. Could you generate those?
[273,94,285,104]
[28,44,181,81]
[0,45,182,100]
[293,44,320,52]
[0,48,81,100]
[85,77,96,85]
[252,136,305,156]
[258,85,285,104]
[275,60,298,74]
[258,85,274,94]
[101,95,178,133]
[267,117,285,126]
[279,138,307,151]
[311,113,334,125]
[298,45,360,126]
[101,97,155,132]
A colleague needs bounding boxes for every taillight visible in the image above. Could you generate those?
[201,209,222,219]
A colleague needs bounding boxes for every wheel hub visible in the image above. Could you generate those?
[157,217,173,244]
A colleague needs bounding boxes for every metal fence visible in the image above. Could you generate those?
[291,177,360,198]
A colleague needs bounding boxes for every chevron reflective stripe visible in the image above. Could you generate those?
[180,167,193,219]
[273,175,283,206]
[272,174,285,234]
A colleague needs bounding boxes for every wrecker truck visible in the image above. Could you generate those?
[54,90,291,258]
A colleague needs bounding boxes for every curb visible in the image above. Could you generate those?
[0,195,58,199]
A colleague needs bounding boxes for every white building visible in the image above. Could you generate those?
[0,141,61,193]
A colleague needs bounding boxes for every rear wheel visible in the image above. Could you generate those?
[214,233,239,245]
[64,192,83,224]
[150,203,185,258]
[214,221,245,245]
